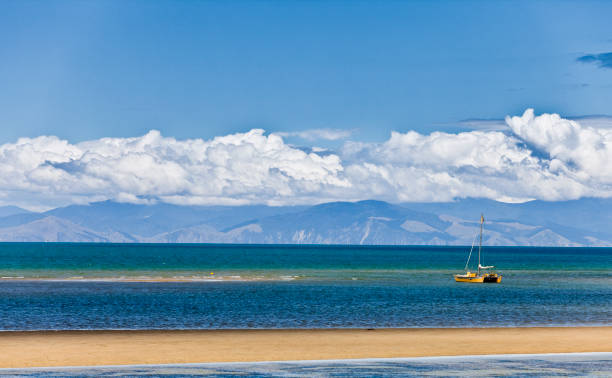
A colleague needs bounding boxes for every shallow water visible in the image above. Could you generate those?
[2,353,611,377]
[1,243,611,279]
[0,244,610,330]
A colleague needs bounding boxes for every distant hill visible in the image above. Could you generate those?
[0,206,31,218]
[0,199,610,246]
[0,216,109,242]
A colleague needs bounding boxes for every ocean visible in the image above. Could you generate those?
[0,243,610,330]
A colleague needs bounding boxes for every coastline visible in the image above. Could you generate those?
[1,327,610,368]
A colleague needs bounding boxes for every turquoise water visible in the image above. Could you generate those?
[1,243,610,279]
[0,244,610,330]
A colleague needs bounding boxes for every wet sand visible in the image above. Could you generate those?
[1,327,611,368]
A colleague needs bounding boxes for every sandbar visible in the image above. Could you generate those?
[1,327,611,368]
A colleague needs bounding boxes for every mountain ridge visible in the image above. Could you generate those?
[0,199,609,246]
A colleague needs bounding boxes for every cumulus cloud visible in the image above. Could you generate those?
[0,129,349,208]
[340,113,601,203]
[506,109,612,184]
[1,109,611,209]
[577,52,612,69]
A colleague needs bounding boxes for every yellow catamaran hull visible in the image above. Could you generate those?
[454,272,502,283]
[454,274,484,283]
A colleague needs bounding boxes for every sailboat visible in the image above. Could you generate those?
[454,214,502,283]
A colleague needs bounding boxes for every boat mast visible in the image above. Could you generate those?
[478,214,483,275]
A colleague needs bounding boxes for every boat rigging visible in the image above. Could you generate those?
[454,214,502,283]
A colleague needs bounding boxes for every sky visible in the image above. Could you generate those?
[1,0,612,210]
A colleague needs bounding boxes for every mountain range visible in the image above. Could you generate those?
[0,198,610,246]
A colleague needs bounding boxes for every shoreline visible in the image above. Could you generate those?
[1,327,610,368]
[2,353,611,372]
[1,323,611,332]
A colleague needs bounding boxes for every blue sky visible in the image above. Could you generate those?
[1,0,612,210]
[1,0,611,144]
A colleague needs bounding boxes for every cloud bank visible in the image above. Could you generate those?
[1,109,611,209]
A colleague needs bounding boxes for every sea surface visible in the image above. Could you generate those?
[0,243,610,330]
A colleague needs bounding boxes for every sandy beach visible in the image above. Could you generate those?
[1,327,610,368]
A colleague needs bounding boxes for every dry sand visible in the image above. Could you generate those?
[1,327,611,368]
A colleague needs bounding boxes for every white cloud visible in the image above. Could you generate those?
[0,129,349,208]
[0,109,611,209]
[341,109,612,203]
[506,109,612,183]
